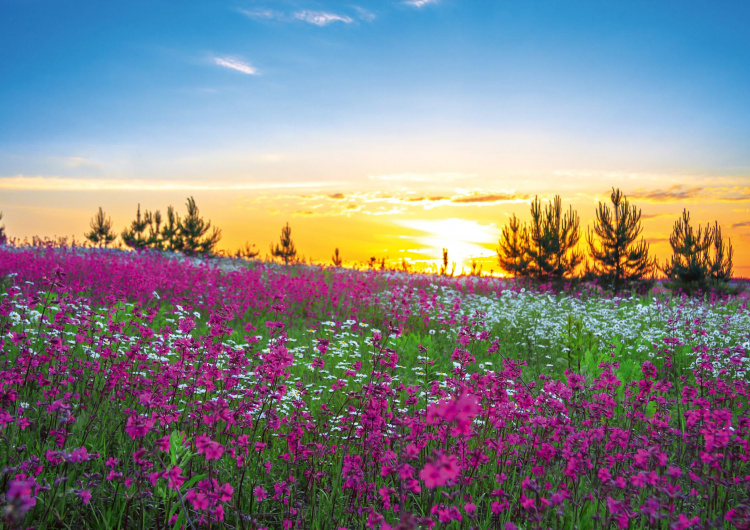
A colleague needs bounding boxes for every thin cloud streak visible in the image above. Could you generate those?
[294,10,354,26]
[0,176,341,191]
[405,0,439,7]
[630,185,703,202]
[213,56,258,75]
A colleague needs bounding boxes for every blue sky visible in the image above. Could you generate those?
[1,0,750,269]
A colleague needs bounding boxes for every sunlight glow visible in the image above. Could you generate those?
[396,218,500,271]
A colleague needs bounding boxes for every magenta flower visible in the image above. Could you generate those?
[419,453,461,488]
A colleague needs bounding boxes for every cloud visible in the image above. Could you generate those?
[630,185,703,202]
[640,213,674,220]
[328,193,346,199]
[405,0,438,7]
[237,8,281,20]
[353,6,376,22]
[732,221,750,229]
[294,10,354,26]
[451,193,528,204]
[0,175,342,191]
[369,172,474,183]
[213,56,258,75]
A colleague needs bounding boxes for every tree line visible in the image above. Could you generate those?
[83,197,300,263]
[0,189,737,292]
[497,188,734,292]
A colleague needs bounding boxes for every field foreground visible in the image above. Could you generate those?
[1,247,749,529]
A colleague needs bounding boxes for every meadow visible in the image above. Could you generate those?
[1,246,749,529]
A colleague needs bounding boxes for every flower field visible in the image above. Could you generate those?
[1,247,749,529]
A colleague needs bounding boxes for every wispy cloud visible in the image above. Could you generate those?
[294,10,354,26]
[732,221,750,229]
[213,56,258,75]
[630,185,703,203]
[451,193,528,204]
[353,6,376,22]
[369,172,474,183]
[0,175,342,191]
[405,0,438,7]
[237,8,280,20]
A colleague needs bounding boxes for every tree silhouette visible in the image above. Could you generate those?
[143,209,163,250]
[121,204,150,250]
[497,214,531,277]
[440,248,455,276]
[663,209,733,288]
[332,248,343,267]
[0,211,7,245]
[236,242,260,260]
[85,207,117,247]
[271,222,297,265]
[528,195,581,279]
[587,188,655,292]
[179,197,222,256]
[160,206,182,252]
[497,196,581,279]
[707,221,733,281]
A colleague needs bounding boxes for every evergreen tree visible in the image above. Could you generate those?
[143,209,163,250]
[707,221,733,280]
[663,209,733,288]
[236,242,260,260]
[271,222,297,265]
[497,214,531,277]
[332,248,343,267]
[0,211,6,245]
[440,248,455,276]
[528,195,581,278]
[121,204,150,250]
[587,188,655,292]
[85,207,117,247]
[179,197,222,256]
[160,206,183,252]
[497,196,581,279]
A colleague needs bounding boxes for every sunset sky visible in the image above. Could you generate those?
[1,0,749,274]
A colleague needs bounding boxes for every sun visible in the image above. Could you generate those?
[395,218,500,272]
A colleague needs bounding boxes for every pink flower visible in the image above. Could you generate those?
[419,453,461,488]
[78,489,92,504]
[156,435,171,452]
[124,415,154,440]
[167,467,185,489]
[254,486,268,502]
[195,434,224,461]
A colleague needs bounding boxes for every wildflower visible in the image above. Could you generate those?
[419,453,461,489]
[254,486,268,501]
[167,466,185,489]
[78,489,92,504]
[195,434,224,461]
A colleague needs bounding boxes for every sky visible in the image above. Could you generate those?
[1,0,749,274]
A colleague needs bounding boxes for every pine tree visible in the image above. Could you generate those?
[179,197,222,256]
[160,206,183,252]
[707,221,733,280]
[142,209,163,250]
[0,211,7,245]
[497,196,581,279]
[121,204,150,250]
[497,214,531,277]
[236,242,260,260]
[332,248,343,267]
[587,188,655,292]
[85,207,117,247]
[440,248,455,276]
[662,209,733,289]
[527,195,581,279]
[271,222,297,265]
